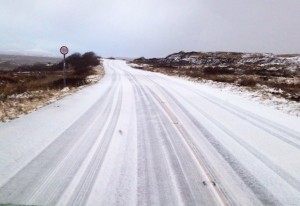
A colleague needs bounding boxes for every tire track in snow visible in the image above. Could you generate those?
[138,75,282,205]
[145,76,300,191]
[154,76,300,145]
[128,72,223,206]
[133,80,179,206]
[0,80,119,205]
[198,91,300,139]
[146,90,230,206]
[196,105,300,193]
[163,87,300,194]
[197,93,300,148]
[66,85,123,206]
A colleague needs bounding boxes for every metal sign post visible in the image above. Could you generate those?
[60,46,69,88]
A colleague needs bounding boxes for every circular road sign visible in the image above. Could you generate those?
[60,46,69,55]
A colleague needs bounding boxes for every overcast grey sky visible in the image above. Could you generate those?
[1,0,300,57]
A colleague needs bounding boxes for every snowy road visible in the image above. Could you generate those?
[1,60,300,205]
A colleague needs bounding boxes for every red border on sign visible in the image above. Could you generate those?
[60,46,69,55]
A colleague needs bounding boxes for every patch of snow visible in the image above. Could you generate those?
[61,87,70,92]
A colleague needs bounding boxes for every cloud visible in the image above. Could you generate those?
[1,0,300,57]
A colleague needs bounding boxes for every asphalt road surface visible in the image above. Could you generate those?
[1,60,300,206]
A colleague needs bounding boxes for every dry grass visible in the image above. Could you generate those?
[0,65,104,122]
[0,70,94,100]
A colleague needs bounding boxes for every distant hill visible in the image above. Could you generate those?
[0,54,60,71]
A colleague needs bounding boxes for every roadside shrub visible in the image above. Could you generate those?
[203,67,235,75]
[185,69,202,78]
[237,77,257,87]
[66,52,99,74]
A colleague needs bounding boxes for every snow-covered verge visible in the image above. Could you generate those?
[0,66,104,122]
[185,77,300,117]
[130,63,300,117]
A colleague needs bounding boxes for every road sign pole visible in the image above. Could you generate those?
[60,46,69,88]
[63,54,66,88]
